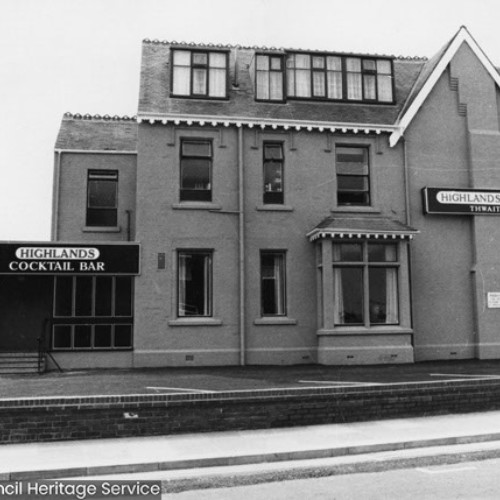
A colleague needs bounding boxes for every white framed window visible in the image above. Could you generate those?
[336,145,370,206]
[333,242,399,326]
[256,54,284,101]
[178,250,213,317]
[286,53,393,103]
[261,251,286,316]
[172,49,228,98]
[180,139,212,202]
[263,143,284,204]
[86,170,118,227]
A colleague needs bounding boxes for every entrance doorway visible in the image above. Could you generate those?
[0,276,54,351]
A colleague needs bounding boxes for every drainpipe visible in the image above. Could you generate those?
[126,210,132,241]
[238,126,245,366]
[402,138,411,226]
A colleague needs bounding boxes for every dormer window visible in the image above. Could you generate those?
[255,54,284,101]
[345,58,393,102]
[283,53,393,103]
[171,49,228,99]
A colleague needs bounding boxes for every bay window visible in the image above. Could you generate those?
[333,242,399,326]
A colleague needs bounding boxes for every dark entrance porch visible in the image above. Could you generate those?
[0,275,53,352]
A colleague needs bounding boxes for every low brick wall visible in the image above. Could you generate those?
[2,379,500,443]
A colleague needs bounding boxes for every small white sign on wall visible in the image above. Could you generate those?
[487,292,500,308]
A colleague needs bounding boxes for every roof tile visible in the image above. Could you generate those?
[138,43,427,125]
[55,113,137,151]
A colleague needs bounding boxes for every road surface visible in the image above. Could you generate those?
[163,457,500,499]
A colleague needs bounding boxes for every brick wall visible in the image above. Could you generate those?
[2,380,500,443]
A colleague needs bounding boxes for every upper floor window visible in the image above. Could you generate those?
[285,53,393,103]
[345,58,393,102]
[255,54,284,101]
[172,49,228,98]
[287,54,343,99]
[263,143,284,204]
[336,146,370,206]
[86,170,118,227]
[180,139,212,202]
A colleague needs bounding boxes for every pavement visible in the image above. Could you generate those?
[3,410,500,489]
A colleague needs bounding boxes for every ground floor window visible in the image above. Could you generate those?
[178,250,213,317]
[261,251,286,316]
[333,242,399,326]
[52,276,133,350]
[53,324,132,350]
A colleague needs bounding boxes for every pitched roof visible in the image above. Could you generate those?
[389,26,500,146]
[307,216,418,241]
[138,41,426,127]
[55,113,137,151]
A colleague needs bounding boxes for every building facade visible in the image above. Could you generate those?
[4,27,500,370]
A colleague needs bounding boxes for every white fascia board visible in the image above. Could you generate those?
[390,27,500,147]
[138,113,397,134]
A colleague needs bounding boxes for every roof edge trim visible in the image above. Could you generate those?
[54,148,137,155]
[137,113,398,134]
[307,228,419,242]
[390,27,500,147]
[63,112,137,122]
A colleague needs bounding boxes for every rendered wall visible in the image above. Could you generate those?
[406,42,500,360]
[55,153,137,242]
[134,122,412,366]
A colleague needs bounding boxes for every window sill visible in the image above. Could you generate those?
[172,202,222,211]
[317,326,412,336]
[82,226,121,233]
[168,318,223,327]
[256,205,294,212]
[254,317,298,326]
[331,206,381,214]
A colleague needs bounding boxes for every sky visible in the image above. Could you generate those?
[2,0,500,241]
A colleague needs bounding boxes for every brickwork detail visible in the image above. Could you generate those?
[1,381,500,443]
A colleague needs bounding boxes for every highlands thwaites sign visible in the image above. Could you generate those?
[423,187,500,215]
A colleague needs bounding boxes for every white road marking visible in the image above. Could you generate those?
[145,386,216,393]
[430,373,500,379]
[298,380,382,386]
[417,466,477,474]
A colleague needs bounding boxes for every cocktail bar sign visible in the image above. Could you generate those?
[0,243,140,275]
[423,187,500,215]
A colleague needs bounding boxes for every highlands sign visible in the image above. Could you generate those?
[0,243,140,275]
[423,188,500,215]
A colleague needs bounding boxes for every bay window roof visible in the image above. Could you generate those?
[307,216,418,242]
